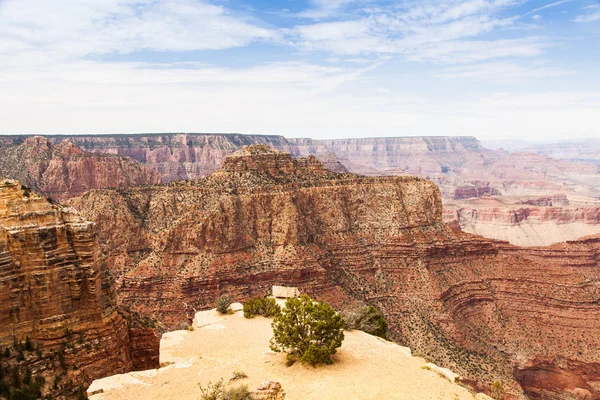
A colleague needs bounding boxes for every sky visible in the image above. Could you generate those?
[0,0,599,140]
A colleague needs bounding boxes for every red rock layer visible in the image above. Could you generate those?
[67,146,600,399]
[0,136,161,201]
[0,179,138,397]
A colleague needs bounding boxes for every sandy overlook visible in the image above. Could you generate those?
[89,305,481,400]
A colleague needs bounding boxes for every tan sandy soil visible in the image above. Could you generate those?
[89,305,480,400]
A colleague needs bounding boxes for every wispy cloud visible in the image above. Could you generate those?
[525,0,574,15]
[435,61,572,82]
[0,0,274,65]
[285,0,545,63]
[572,5,600,22]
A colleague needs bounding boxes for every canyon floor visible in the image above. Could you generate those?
[88,304,482,400]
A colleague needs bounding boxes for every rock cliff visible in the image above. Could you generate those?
[444,196,600,246]
[67,146,600,399]
[0,137,161,201]
[0,179,143,397]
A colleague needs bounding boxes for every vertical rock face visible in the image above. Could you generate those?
[0,179,137,397]
[67,146,600,399]
[0,137,161,201]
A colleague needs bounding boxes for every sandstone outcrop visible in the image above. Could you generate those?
[0,136,161,201]
[67,146,600,399]
[0,179,140,397]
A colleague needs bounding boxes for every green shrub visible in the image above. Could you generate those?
[341,305,388,339]
[270,294,344,366]
[216,295,232,315]
[243,297,281,319]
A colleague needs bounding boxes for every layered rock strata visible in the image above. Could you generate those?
[444,196,600,246]
[0,179,144,397]
[68,146,600,399]
[0,136,161,201]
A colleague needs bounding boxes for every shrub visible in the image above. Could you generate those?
[216,295,232,315]
[230,371,248,381]
[243,297,281,319]
[199,379,253,400]
[341,305,388,339]
[491,380,505,400]
[270,294,344,366]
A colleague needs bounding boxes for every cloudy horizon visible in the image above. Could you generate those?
[0,0,599,140]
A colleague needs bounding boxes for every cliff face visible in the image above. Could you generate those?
[67,146,600,399]
[0,137,161,201]
[0,134,488,181]
[443,195,600,246]
[0,179,139,397]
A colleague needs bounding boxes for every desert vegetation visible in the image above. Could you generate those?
[270,294,344,366]
[243,297,281,319]
[216,295,233,315]
[341,305,388,339]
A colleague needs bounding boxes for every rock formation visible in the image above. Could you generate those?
[0,136,161,201]
[0,179,149,397]
[453,186,502,200]
[67,146,600,399]
[444,195,600,246]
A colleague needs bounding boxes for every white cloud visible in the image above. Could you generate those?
[573,5,600,22]
[286,0,546,63]
[0,0,274,65]
[407,37,549,63]
[435,62,572,82]
[532,14,542,20]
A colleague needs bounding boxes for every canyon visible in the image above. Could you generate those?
[64,146,600,399]
[0,179,158,398]
[0,136,161,201]
[3,133,600,247]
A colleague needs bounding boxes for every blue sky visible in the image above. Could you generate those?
[0,0,599,140]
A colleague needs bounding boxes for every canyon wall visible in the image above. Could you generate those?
[0,134,490,181]
[444,196,600,246]
[0,179,144,397]
[67,146,600,399]
[0,136,161,201]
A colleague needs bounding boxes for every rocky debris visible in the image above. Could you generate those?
[272,286,299,298]
[66,146,600,399]
[252,381,286,400]
[0,179,146,397]
[0,136,161,200]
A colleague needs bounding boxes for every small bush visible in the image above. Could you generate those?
[491,380,505,400]
[188,325,195,331]
[341,306,388,339]
[199,379,253,400]
[243,297,281,319]
[270,294,344,366]
[230,371,248,381]
[216,295,232,315]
